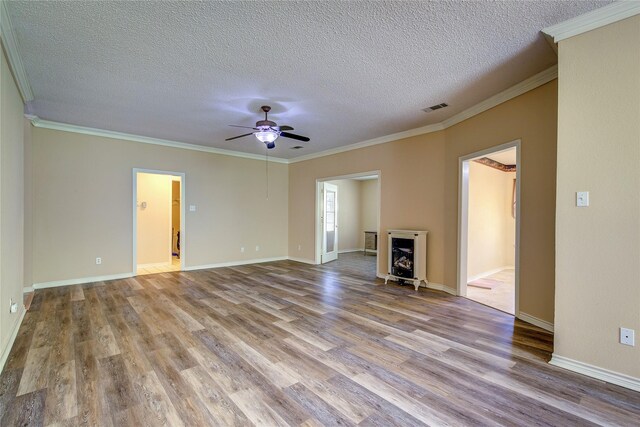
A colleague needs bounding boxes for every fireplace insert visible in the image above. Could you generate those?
[391,237,415,278]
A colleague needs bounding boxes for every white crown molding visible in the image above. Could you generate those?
[289,122,445,163]
[518,312,554,333]
[25,64,557,165]
[27,117,290,164]
[542,1,640,44]
[0,306,26,374]
[290,65,557,164]
[550,354,640,392]
[32,272,134,290]
[0,0,34,101]
[441,66,558,129]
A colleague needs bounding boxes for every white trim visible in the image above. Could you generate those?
[466,266,515,283]
[137,262,172,269]
[287,256,317,265]
[23,286,33,294]
[23,65,557,165]
[542,2,640,44]
[133,169,186,276]
[441,66,557,129]
[457,140,521,317]
[291,123,445,163]
[32,272,134,290]
[518,312,554,333]
[184,256,288,271]
[378,273,456,295]
[0,0,34,101]
[549,354,640,392]
[338,248,363,254]
[290,66,557,164]
[29,117,289,164]
[0,307,26,374]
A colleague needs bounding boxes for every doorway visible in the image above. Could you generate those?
[458,141,520,315]
[133,169,185,276]
[315,172,381,276]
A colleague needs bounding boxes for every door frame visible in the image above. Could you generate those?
[457,139,521,316]
[132,168,186,275]
[315,170,382,268]
[320,182,339,263]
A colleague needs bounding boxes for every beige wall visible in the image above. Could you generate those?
[444,81,558,323]
[31,127,288,283]
[359,179,379,248]
[289,81,557,323]
[1,47,26,366]
[467,161,515,279]
[328,179,361,251]
[289,132,447,282]
[136,173,173,265]
[555,16,640,379]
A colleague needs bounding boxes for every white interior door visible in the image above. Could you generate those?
[322,182,338,263]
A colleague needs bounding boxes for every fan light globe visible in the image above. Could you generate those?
[255,130,278,144]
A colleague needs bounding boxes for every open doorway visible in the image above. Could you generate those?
[315,172,381,277]
[133,169,185,276]
[458,141,520,315]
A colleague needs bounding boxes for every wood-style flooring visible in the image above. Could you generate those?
[467,269,515,315]
[2,252,639,426]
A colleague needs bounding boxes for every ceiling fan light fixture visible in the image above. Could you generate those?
[255,129,279,144]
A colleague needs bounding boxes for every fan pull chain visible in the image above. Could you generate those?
[265,148,269,200]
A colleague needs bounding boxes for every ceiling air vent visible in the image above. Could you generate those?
[290,146,304,150]
[422,103,449,113]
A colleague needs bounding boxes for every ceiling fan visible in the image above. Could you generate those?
[226,105,310,149]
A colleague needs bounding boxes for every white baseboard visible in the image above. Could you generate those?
[23,286,33,294]
[287,256,317,265]
[549,354,640,392]
[377,273,456,295]
[0,306,26,374]
[184,256,288,271]
[137,262,172,269]
[338,248,362,254]
[32,272,134,290]
[517,312,554,332]
[467,265,515,283]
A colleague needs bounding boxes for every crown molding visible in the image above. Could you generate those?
[542,1,640,44]
[289,65,557,164]
[27,117,289,164]
[440,65,558,130]
[289,122,445,163]
[25,64,557,165]
[0,0,33,102]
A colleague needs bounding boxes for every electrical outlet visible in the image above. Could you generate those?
[240,247,245,253]
[96,257,102,265]
[620,328,635,346]
[255,245,260,252]
[189,205,196,212]
[9,298,18,314]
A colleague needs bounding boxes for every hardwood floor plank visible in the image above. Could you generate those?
[17,345,51,396]
[1,253,638,425]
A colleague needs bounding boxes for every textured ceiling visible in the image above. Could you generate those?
[7,1,611,159]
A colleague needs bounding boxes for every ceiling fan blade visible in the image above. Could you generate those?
[229,125,258,130]
[225,132,254,141]
[278,125,294,131]
[280,132,310,142]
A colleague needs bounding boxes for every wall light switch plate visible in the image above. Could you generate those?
[576,191,589,207]
[189,205,196,212]
[620,328,635,346]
